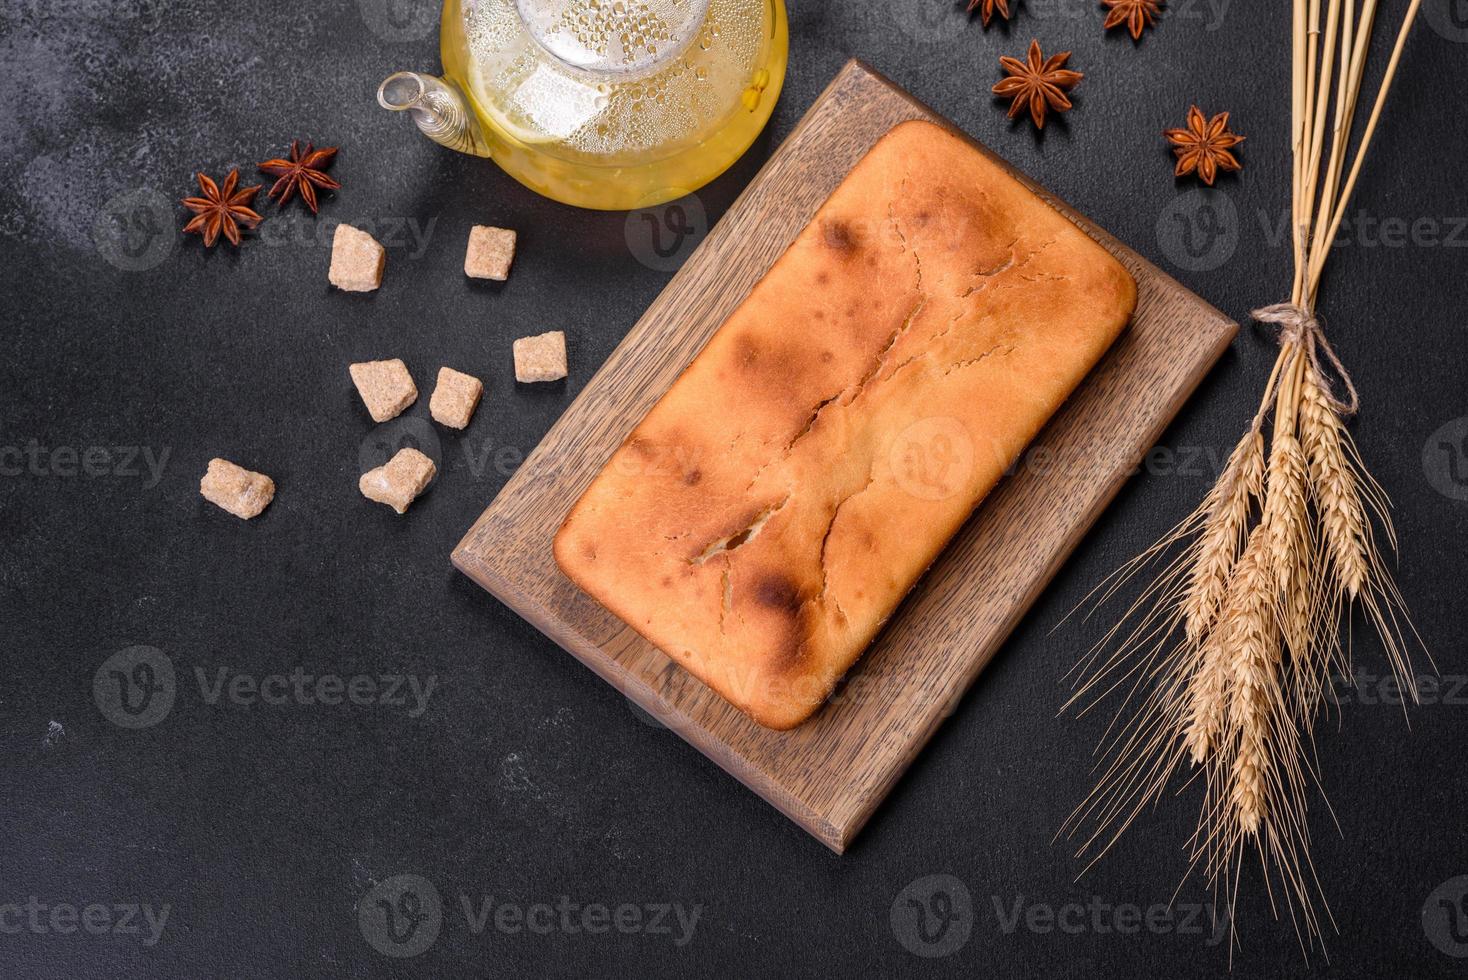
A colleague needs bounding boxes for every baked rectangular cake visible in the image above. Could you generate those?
[554,120,1137,729]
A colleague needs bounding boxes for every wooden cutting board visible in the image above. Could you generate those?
[452,60,1236,853]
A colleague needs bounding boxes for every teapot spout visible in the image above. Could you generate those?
[377,72,491,158]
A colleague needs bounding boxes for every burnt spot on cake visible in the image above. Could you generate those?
[822,220,854,252]
[754,572,803,615]
[746,570,818,673]
[772,637,814,675]
[732,333,761,371]
[729,332,822,399]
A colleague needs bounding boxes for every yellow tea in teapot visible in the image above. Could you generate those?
[389,0,787,210]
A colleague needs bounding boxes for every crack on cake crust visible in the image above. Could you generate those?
[689,496,790,565]
[729,225,1055,550]
[957,237,1020,298]
[786,390,843,452]
[960,236,1057,297]
[1010,237,1057,273]
[888,190,923,292]
[740,192,945,498]
[979,238,1021,273]
[889,309,967,373]
[858,296,928,390]
[740,293,927,496]
[718,565,732,633]
[942,343,1016,376]
[815,471,877,619]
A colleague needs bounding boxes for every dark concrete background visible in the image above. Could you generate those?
[3,0,1466,975]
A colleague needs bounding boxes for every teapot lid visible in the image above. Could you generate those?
[513,0,710,78]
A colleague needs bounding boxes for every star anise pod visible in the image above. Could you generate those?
[992,40,1084,130]
[258,140,341,214]
[181,170,263,247]
[966,0,1011,28]
[1164,106,1245,185]
[1102,0,1162,40]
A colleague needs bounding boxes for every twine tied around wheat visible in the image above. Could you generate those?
[1253,303,1359,416]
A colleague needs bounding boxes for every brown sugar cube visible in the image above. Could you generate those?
[429,366,483,429]
[513,331,567,383]
[359,447,436,514]
[200,458,275,520]
[464,225,516,281]
[329,223,386,292]
[349,358,417,422]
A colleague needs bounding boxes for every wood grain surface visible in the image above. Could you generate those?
[451,60,1237,853]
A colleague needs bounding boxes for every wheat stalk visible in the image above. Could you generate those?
[1065,0,1426,957]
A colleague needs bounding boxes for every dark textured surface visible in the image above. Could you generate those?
[2,0,1465,976]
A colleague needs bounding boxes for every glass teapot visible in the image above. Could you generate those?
[378,0,788,210]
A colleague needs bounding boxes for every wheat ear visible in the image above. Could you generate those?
[1182,631,1228,766]
[1298,367,1368,599]
[1224,532,1280,835]
[1182,428,1266,643]
[1264,426,1312,664]
[1179,427,1265,765]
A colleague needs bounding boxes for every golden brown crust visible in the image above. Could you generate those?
[554,120,1137,729]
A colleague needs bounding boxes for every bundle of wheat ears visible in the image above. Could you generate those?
[1065,0,1426,956]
